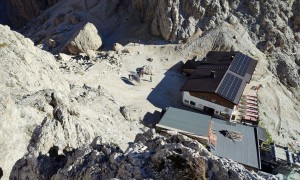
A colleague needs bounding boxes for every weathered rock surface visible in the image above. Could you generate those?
[112,43,123,52]
[18,0,132,55]
[0,24,69,180]
[133,0,300,88]
[11,129,275,180]
[1,0,61,29]
[0,24,143,179]
[142,65,155,75]
[1,0,300,179]
[14,0,300,88]
[64,23,102,55]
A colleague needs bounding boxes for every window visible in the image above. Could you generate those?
[190,101,196,106]
[211,99,216,103]
[184,100,189,104]
[231,115,236,120]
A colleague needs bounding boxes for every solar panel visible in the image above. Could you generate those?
[229,53,252,76]
[217,73,243,102]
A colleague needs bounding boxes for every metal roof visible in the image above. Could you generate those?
[157,107,261,169]
[210,120,261,169]
[158,107,210,137]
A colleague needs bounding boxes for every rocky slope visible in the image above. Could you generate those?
[7,0,300,91]
[4,19,298,179]
[10,129,277,180]
[18,0,141,54]
[1,0,300,179]
[0,24,144,179]
[0,0,60,29]
[132,0,300,90]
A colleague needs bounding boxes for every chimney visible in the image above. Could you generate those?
[210,71,216,78]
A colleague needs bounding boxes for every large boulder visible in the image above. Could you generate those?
[64,22,102,55]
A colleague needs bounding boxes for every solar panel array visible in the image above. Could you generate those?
[229,53,251,76]
[217,73,243,102]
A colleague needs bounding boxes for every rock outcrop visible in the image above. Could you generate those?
[0,24,143,179]
[17,0,131,54]
[1,0,61,29]
[64,23,102,55]
[2,0,300,88]
[11,129,276,180]
[132,0,300,88]
[0,24,69,180]
[1,0,300,179]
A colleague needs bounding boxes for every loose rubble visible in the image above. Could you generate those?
[10,129,277,180]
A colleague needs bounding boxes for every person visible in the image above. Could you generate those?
[150,76,152,82]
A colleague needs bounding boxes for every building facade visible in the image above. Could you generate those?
[180,51,258,120]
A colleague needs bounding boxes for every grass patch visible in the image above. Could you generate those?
[266,130,273,144]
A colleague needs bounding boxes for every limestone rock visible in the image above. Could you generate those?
[68,13,82,25]
[64,23,102,55]
[0,25,144,180]
[48,39,57,48]
[11,130,275,179]
[293,1,300,30]
[142,65,155,75]
[57,53,71,61]
[120,106,131,121]
[121,48,130,54]
[54,13,65,26]
[3,0,61,29]
[269,53,300,88]
[0,24,69,180]
[295,33,300,43]
[112,43,123,52]
[86,50,97,59]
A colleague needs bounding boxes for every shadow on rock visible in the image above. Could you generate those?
[10,145,69,180]
[142,110,162,128]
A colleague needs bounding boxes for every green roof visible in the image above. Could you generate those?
[158,107,211,137]
[157,107,261,169]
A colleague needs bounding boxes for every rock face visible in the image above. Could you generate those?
[3,0,300,88]
[0,25,143,179]
[64,23,102,55]
[18,0,129,54]
[142,65,155,75]
[10,129,275,180]
[1,0,300,179]
[133,0,205,42]
[132,0,300,89]
[0,24,69,180]
[2,0,61,29]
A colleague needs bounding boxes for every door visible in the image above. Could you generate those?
[203,106,215,116]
